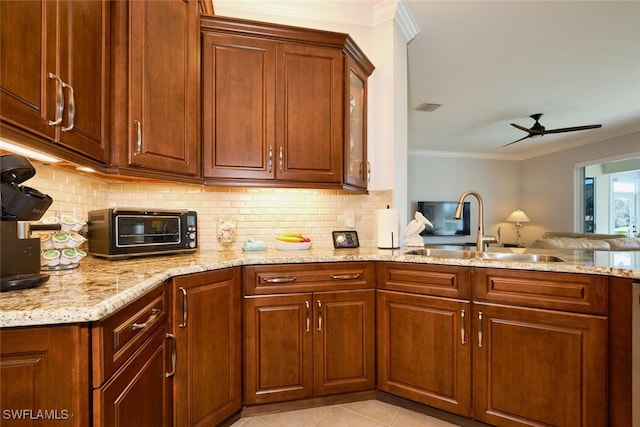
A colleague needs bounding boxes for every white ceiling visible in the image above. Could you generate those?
[405,1,640,160]
[215,1,640,160]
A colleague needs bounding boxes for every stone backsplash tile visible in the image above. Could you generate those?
[28,163,392,251]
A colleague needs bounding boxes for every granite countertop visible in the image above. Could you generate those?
[1,246,639,328]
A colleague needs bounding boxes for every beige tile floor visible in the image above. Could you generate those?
[231,400,461,427]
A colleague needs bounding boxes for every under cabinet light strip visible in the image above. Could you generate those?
[0,139,61,163]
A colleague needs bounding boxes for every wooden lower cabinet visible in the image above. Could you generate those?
[244,293,313,404]
[378,264,609,427]
[244,288,375,405]
[92,284,172,427]
[472,302,607,427]
[0,325,90,427]
[376,290,471,416]
[171,268,242,427]
[93,324,172,427]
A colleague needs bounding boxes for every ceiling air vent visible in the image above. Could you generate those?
[415,103,442,112]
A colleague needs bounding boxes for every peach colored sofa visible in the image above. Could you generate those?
[531,232,640,251]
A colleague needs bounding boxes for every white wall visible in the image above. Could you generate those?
[407,154,523,245]
[520,132,640,234]
[407,132,640,245]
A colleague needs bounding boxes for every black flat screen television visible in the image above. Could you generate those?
[417,201,471,236]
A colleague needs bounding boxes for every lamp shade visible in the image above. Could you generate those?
[505,210,530,224]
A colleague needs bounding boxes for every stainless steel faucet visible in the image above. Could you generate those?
[454,190,498,252]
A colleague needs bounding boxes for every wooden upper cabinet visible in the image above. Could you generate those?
[56,0,110,162]
[275,43,343,184]
[112,0,200,179]
[0,0,56,140]
[201,16,372,189]
[344,53,374,190]
[202,33,276,180]
[0,0,109,163]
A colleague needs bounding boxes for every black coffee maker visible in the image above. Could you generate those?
[1,154,53,292]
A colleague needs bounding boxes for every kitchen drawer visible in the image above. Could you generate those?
[92,283,168,387]
[244,262,375,295]
[376,262,471,298]
[474,268,608,315]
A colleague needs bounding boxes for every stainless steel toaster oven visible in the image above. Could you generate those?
[87,208,197,259]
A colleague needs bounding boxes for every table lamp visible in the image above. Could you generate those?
[505,210,530,246]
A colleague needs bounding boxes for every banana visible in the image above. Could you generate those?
[281,232,304,238]
[276,235,305,242]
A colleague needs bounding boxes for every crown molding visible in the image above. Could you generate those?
[214,0,420,40]
[408,149,521,161]
[393,0,420,42]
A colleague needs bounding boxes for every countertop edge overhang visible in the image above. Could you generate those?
[1,247,638,328]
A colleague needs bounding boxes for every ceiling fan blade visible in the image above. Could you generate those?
[510,123,535,133]
[541,124,603,135]
[502,134,532,147]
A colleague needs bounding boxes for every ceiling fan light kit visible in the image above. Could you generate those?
[503,113,602,147]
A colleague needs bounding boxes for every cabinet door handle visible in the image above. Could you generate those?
[178,287,188,328]
[263,276,297,283]
[305,300,310,333]
[165,333,176,378]
[477,311,483,348]
[366,161,371,183]
[132,308,162,330]
[61,82,75,131]
[461,309,466,345]
[268,146,273,173]
[317,300,322,331]
[134,120,142,156]
[48,72,64,126]
[279,146,283,172]
[330,273,361,280]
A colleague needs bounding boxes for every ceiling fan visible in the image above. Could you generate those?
[503,113,602,147]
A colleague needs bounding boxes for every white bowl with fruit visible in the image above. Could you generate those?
[275,233,312,250]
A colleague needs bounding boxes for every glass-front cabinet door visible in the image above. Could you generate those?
[344,58,371,190]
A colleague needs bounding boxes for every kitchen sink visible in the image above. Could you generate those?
[404,248,565,263]
[477,252,566,263]
[403,248,476,258]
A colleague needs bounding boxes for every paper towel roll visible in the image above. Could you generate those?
[377,208,399,249]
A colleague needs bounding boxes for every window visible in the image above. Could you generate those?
[611,178,638,237]
[582,158,640,236]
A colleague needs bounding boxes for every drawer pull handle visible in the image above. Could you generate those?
[48,73,64,126]
[478,311,483,348]
[305,300,310,333]
[166,333,176,378]
[317,300,322,332]
[132,308,162,330]
[330,273,361,280]
[179,287,188,328]
[461,309,466,345]
[263,277,297,283]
